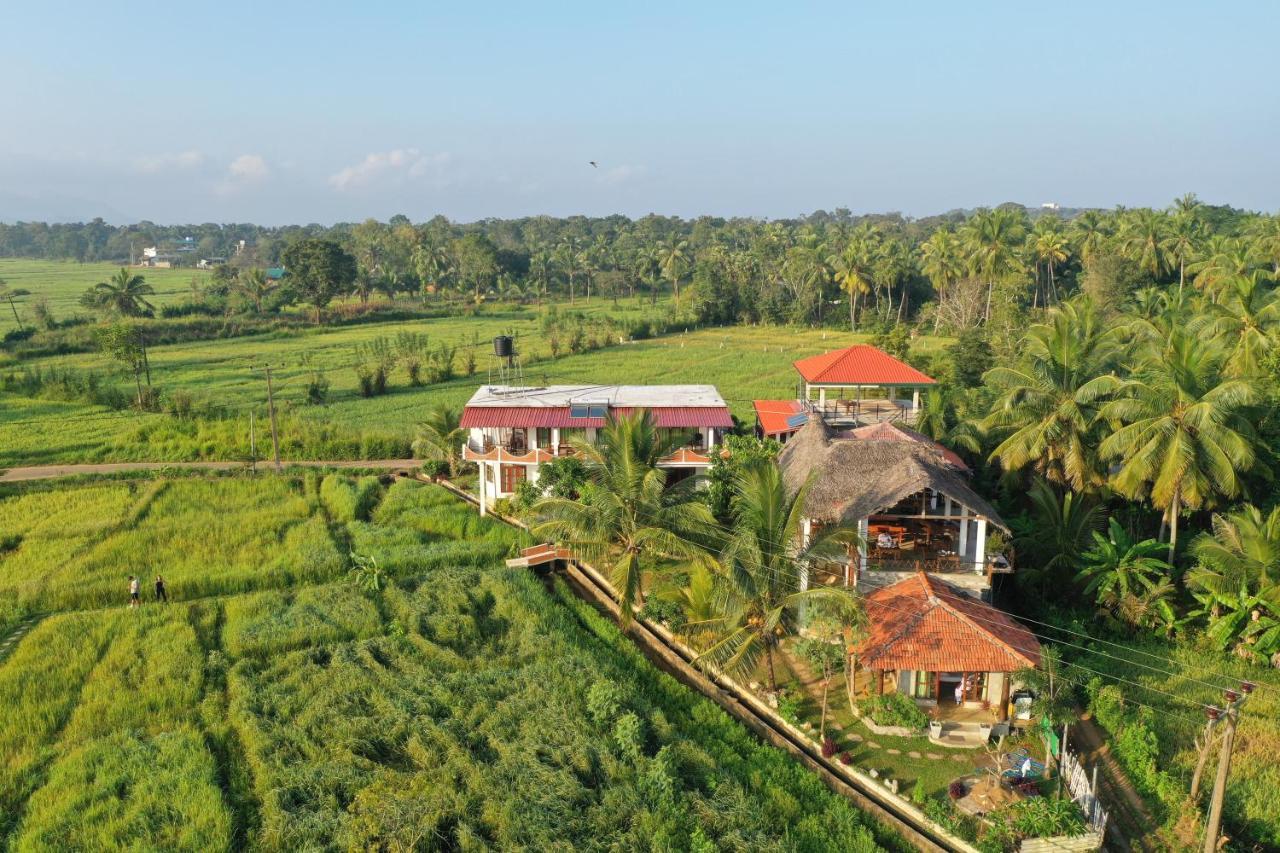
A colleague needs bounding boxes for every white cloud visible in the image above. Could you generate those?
[596,164,643,186]
[215,154,269,196]
[228,154,269,181]
[329,148,450,191]
[133,149,205,174]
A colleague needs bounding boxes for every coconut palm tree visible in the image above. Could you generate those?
[919,227,965,327]
[1117,209,1171,279]
[829,243,874,332]
[1079,518,1176,631]
[983,299,1121,491]
[1187,237,1259,302]
[555,236,582,303]
[1188,505,1280,606]
[1193,271,1280,377]
[915,386,983,456]
[1070,210,1111,263]
[234,268,276,314]
[527,248,554,301]
[412,405,468,478]
[532,409,716,624]
[962,208,1027,322]
[694,460,862,693]
[658,234,690,308]
[80,268,155,317]
[1166,208,1202,297]
[1031,223,1070,306]
[1099,330,1261,562]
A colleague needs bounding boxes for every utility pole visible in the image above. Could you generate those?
[1058,721,1070,799]
[249,411,257,474]
[263,364,282,470]
[1202,682,1254,853]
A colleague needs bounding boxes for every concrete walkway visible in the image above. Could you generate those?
[0,459,420,483]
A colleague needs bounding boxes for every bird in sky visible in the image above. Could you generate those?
[588,161,598,168]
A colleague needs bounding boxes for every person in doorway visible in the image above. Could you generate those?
[954,680,964,706]
[128,575,140,608]
[154,575,168,603]
[876,531,896,549]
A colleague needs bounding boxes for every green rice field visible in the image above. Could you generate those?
[0,474,901,851]
[1,305,951,466]
[0,259,209,333]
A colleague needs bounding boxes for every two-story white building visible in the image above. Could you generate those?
[460,384,734,514]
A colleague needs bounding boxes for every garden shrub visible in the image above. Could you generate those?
[858,692,928,729]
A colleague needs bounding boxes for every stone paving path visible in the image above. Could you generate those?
[0,616,38,664]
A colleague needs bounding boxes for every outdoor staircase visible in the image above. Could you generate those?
[929,721,994,749]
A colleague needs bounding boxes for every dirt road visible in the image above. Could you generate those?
[0,459,420,482]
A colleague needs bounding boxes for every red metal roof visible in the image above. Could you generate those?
[459,406,733,430]
[794,345,936,386]
[857,574,1040,672]
[753,400,804,436]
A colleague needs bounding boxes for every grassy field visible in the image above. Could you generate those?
[1072,639,1280,847]
[0,475,902,851]
[1,306,952,466]
[0,259,209,333]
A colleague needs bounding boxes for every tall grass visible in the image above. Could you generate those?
[0,478,344,613]
[0,613,114,839]
[11,727,232,852]
[226,564,896,852]
[223,583,382,658]
[319,474,382,523]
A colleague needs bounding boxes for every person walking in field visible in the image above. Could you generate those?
[128,575,140,608]
[154,575,168,603]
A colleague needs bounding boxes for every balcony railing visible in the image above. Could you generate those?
[803,398,917,425]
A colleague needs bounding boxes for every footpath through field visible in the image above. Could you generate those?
[0,459,419,482]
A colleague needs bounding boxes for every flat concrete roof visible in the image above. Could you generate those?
[465,384,728,408]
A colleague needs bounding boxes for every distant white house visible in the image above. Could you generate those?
[459,384,733,514]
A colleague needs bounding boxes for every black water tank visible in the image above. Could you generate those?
[493,335,513,358]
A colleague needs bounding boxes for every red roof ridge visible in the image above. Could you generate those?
[915,573,1039,668]
[793,344,936,386]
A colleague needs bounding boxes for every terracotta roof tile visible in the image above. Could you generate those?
[857,574,1040,672]
[794,345,936,386]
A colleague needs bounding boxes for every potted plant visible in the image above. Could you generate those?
[928,706,943,739]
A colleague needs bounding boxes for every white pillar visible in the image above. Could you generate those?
[707,428,716,450]
[857,517,869,581]
[912,388,921,414]
[958,510,969,556]
[818,387,826,408]
[944,496,952,517]
[974,518,988,573]
[478,461,487,516]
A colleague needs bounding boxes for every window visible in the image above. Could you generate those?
[500,464,527,493]
[570,403,608,419]
[912,670,936,699]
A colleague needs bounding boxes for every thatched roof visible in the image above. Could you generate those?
[777,413,1008,530]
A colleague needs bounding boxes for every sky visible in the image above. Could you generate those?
[2,1,1277,225]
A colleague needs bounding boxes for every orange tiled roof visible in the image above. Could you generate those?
[857,573,1040,672]
[659,448,712,465]
[794,344,936,386]
[753,399,804,436]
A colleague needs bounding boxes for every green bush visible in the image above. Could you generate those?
[858,692,928,730]
[319,474,382,522]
